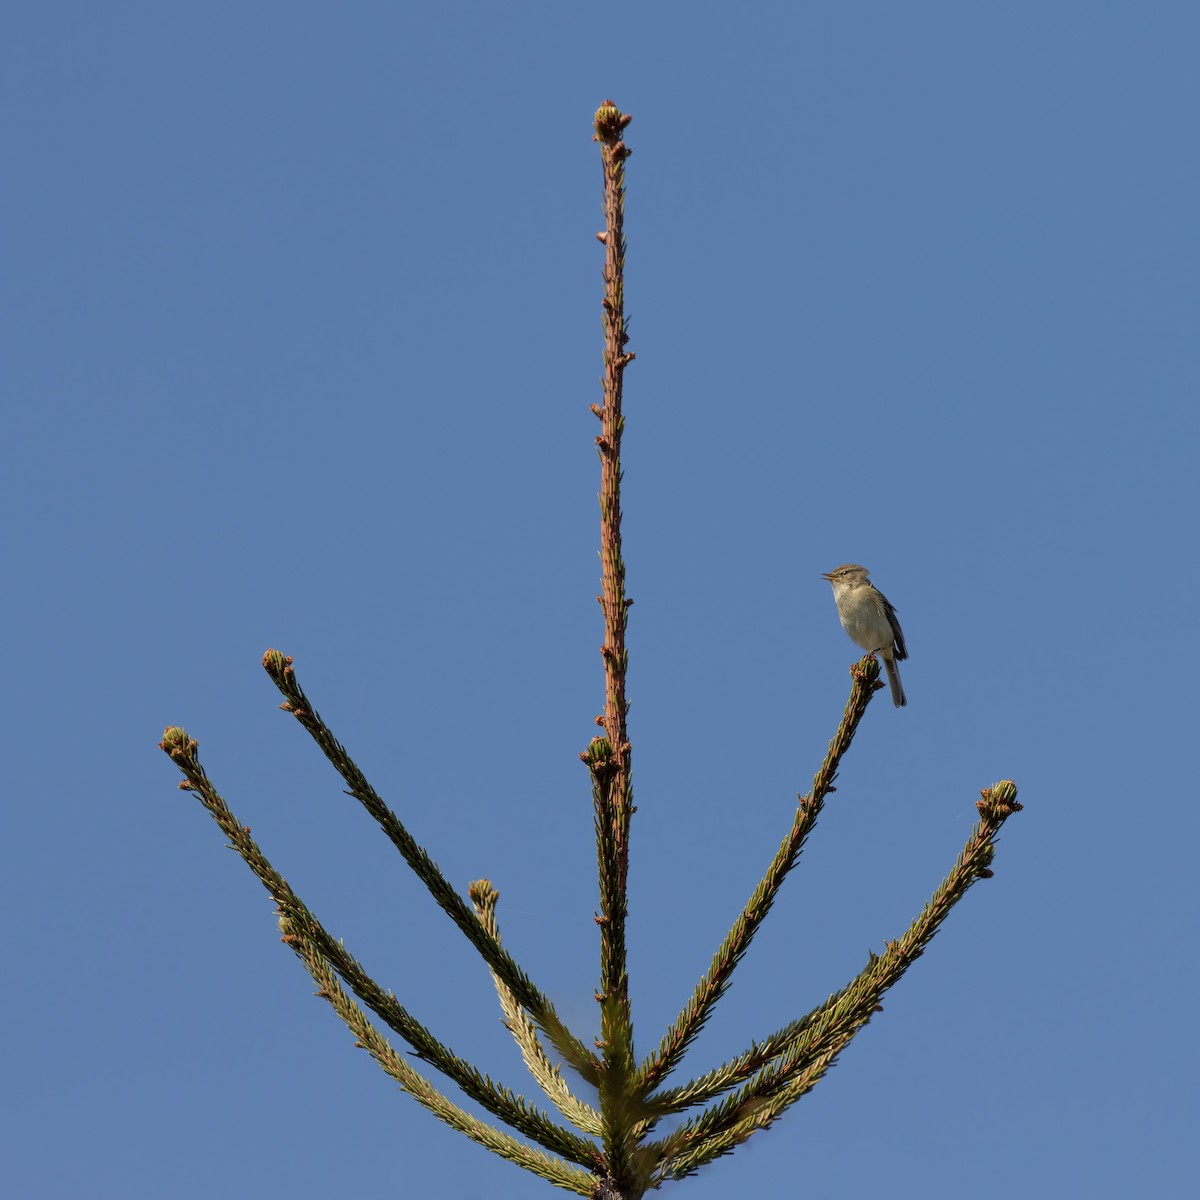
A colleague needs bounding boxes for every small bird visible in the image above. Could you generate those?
[822,564,908,707]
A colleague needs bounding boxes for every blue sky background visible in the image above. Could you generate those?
[4,4,1198,1197]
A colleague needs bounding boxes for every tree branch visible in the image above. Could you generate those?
[159,728,602,1170]
[285,917,599,1196]
[637,656,882,1096]
[470,880,604,1136]
[648,781,1022,1180]
[261,649,600,1085]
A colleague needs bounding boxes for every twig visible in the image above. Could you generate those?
[286,916,599,1196]
[261,649,600,1085]
[638,656,882,1096]
[649,781,1022,1180]
[159,728,602,1170]
[470,880,604,1136]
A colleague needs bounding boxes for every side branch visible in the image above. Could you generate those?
[639,996,836,1119]
[159,728,602,1171]
[648,781,1022,1181]
[638,657,882,1095]
[260,649,600,1084]
[470,880,604,1136]
[285,917,599,1197]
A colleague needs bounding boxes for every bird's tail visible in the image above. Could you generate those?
[883,656,906,708]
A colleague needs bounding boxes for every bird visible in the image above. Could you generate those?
[822,564,908,707]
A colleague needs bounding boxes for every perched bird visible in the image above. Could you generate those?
[822,564,908,707]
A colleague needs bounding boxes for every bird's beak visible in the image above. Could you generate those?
[820,572,834,581]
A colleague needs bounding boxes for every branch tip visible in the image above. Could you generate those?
[977,780,1021,821]
[468,879,499,910]
[159,726,198,761]
[262,648,294,682]
[593,101,631,141]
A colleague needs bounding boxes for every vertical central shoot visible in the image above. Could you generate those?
[587,99,641,1191]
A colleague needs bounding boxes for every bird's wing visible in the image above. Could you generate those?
[881,592,908,661]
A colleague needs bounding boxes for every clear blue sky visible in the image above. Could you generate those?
[4,4,1197,1197]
